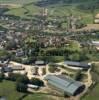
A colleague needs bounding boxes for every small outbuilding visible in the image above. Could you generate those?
[3,67,13,72]
[35,61,45,66]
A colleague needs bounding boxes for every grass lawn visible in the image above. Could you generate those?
[82,84,99,100]
[23,93,56,100]
[0,80,64,100]
[0,80,25,100]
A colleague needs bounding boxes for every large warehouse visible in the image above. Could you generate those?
[64,61,91,70]
[44,75,85,96]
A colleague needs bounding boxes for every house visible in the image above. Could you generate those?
[44,75,85,96]
[64,61,91,70]
[16,49,24,57]
[3,67,13,72]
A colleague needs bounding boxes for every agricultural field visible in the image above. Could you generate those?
[0,0,39,5]
[0,0,99,23]
[5,3,41,18]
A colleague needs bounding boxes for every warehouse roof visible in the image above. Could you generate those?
[44,75,85,96]
[64,61,91,69]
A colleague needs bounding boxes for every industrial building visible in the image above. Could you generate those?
[64,61,91,70]
[44,75,85,96]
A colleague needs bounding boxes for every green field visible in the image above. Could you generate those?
[82,84,99,100]
[5,4,41,18]
[23,93,58,100]
[4,4,99,24]
[0,80,25,100]
[0,80,64,100]
[0,0,39,5]
[0,0,99,24]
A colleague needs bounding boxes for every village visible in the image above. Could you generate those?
[0,0,99,100]
[0,12,99,100]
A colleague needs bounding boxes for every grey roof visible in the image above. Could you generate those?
[35,61,45,65]
[44,75,84,96]
[3,67,12,72]
[92,41,99,46]
[64,61,90,68]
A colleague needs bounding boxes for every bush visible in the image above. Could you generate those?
[30,78,44,86]
[73,70,82,81]
[48,65,58,73]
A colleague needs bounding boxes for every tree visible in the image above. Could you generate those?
[0,50,10,59]
[5,40,17,50]
[0,73,4,82]
[30,78,44,86]
[68,53,80,61]
[16,82,27,92]
[16,75,29,84]
[7,73,22,81]
[73,70,82,81]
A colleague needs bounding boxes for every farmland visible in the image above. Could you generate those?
[0,0,39,5]
[0,0,99,23]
